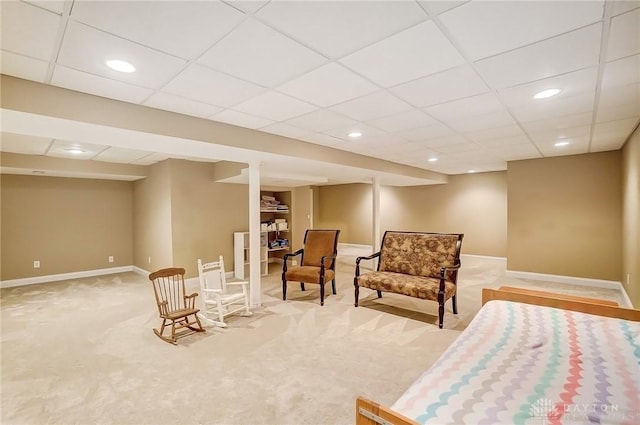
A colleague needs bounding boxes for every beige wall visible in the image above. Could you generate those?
[291,186,313,251]
[1,175,132,280]
[316,184,373,245]
[507,151,622,281]
[622,127,640,307]
[168,160,249,278]
[314,173,508,257]
[132,160,173,272]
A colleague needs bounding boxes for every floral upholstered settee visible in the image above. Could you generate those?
[354,231,464,329]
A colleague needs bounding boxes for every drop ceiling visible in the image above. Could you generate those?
[1,0,639,185]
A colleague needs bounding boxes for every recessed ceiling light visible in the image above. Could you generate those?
[428,157,438,162]
[348,131,362,138]
[64,147,86,154]
[554,140,570,147]
[533,88,561,99]
[106,59,136,73]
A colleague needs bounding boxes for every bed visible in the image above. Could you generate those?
[356,288,640,425]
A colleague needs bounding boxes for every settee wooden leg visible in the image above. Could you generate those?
[438,303,444,329]
[282,280,287,301]
[320,282,325,306]
[354,284,359,307]
[377,290,382,298]
[332,279,336,295]
[300,282,306,291]
[452,295,458,314]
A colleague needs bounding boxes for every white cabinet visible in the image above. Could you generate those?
[233,231,268,279]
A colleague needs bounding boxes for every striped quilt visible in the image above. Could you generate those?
[392,300,640,425]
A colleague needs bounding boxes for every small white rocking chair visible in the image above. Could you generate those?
[197,256,252,327]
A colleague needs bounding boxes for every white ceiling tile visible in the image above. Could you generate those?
[339,21,465,87]
[611,1,640,16]
[260,123,312,139]
[434,142,480,153]
[398,123,454,142]
[47,140,108,160]
[511,92,596,123]
[329,91,413,121]
[162,64,265,107]
[284,109,356,133]
[602,54,640,89]
[278,63,378,107]
[497,67,598,109]
[596,82,640,121]
[226,1,270,14]
[490,143,542,161]
[51,66,154,104]
[418,1,468,16]
[24,1,65,14]
[606,8,640,61]
[425,93,504,122]
[591,117,639,149]
[0,1,60,60]
[322,123,384,142]
[420,134,469,149]
[130,153,170,166]
[464,125,527,143]
[439,0,604,60]
[474,24,602,90]
[70,1,245,59]
[391,65,489,107]
[57,22,187,89]
[475,135,533,149]
[446,110,517,133]
[232,91,317,121]
[256,0,427,59]
[198,18,327,87]
[521,112,594,134]
[0,51,49,82]
[0,132,52,155]
[527,125,592,146]
[144,92,223,118]
[212,109,275,129]
[537,139,590,157]
[366,109,437,133]
[93,147,152,164]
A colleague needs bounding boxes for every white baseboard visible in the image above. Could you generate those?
[461,254,507,264]
[132,266,149,276]
[1,266,134,289]
[505,269,632,308]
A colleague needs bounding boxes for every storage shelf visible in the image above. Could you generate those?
[268,247,289,252]
[260,209,289,213]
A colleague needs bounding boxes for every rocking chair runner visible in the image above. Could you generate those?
[148,267,205,344]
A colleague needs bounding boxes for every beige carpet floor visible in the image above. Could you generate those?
[0,253,625,425]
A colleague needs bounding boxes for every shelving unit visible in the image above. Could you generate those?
[233,231,268,279]
[261,191,292,262]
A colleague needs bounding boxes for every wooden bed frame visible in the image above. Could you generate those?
[355,287,640,425]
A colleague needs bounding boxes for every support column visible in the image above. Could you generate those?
[372,177,381,268]
[248,160,261,306]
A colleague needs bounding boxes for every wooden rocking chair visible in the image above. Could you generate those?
[148,267,205,344]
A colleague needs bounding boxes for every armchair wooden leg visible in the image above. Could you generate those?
[300,282,306,291]
[282,279,287,301]
[438,303,444,329]
[377,290,382,298]
[331,279,336,295]
[452,295,458,314]
[320,282,325,306]
[354,283,359,307]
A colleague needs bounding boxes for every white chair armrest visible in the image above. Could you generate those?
[226,281,249,286]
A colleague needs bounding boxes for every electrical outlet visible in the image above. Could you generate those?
[627,273,631,286]
[33,260,40,268]
[108,256,114,263]
[148,256,151,264]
